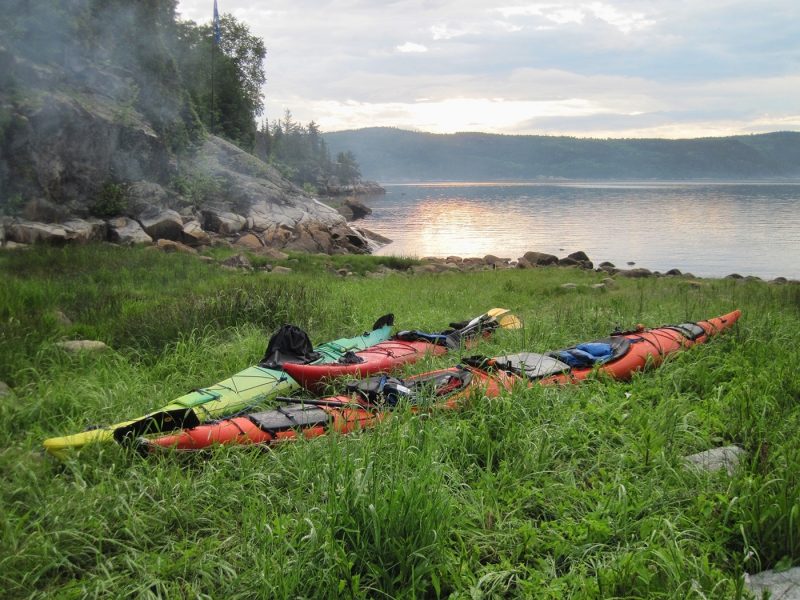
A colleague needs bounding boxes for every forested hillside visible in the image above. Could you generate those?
[0,0,372,254]
[325,128,800,182]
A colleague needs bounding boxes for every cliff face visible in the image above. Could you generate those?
[0,3,372,254]
[0,47,172,219]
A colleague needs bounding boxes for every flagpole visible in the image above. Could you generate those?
[211,0,220,134]
[210,38,215,133]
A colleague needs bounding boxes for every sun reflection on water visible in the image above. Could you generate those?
[360,182,800,278]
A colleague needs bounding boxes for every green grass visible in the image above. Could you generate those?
[1,245,799,598]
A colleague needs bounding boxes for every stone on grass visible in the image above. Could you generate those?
[235,233,265,250]
[0,381,12,397]
[684,445,745,476]
[221,253,252,270]
[271,266,293,274]
[3,241,28,249]
[746,567,800,600]
[156,239,197,254]
[601,278,616,287]
[590,283,606,290]
[560,283,578,290]
[56,340,110,353]
[261,247,289,260]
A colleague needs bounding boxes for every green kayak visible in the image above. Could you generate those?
[43,316,394,459]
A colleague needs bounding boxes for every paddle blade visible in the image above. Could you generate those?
[498,314,522,329]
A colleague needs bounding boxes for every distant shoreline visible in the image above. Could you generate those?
[378,179,800,187]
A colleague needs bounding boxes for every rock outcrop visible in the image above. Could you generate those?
[0,43,379,256]
[337,198,373,221]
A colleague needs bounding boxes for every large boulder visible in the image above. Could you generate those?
[235,232,265,251]
[337,198,372,221]
[137,207,183,241]
[202,208,247,235]
[521,251,558,266]
[107,217,152,245]
[567,250,590,262]
[746,567,800,599]
[62,218,107,243]
[6,220,68,245]
[619,268,653,278]
[181,220,211,247]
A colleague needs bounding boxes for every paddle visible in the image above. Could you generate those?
[444,307,522,349]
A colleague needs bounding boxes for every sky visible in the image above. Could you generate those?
[176,0,800,139]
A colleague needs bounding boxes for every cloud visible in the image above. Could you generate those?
[176,0,800,138]
[396,42,429,53]
[430,24,471,40]
[584,2,655,34]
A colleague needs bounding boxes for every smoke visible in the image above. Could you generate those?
[0,0,205,210]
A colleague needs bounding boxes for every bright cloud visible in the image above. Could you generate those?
[496,2,654,32]
[396,42,428,53]
[585,2,655,33]
[299,96,615,134]
[430,24,471,40]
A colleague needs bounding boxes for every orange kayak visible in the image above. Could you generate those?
[140,309,740,453]
[139,366,515,452]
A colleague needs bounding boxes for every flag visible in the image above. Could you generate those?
[213,0,221,45]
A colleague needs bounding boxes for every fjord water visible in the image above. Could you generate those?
[359,181,800,279]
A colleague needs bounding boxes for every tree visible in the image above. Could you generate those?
[335,151,361,185]
[174,12,266,149]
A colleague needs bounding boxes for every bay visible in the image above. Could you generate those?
[356,181,800,280]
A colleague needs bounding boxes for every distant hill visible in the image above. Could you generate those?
[324,128,800,182]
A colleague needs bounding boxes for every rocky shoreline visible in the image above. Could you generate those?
[0,211,389,257]
[1,222,794,285]
[404,250,797,285]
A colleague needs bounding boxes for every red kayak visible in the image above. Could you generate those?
[281,339,448,393]
[140,310,740,453]
[282,308,520,393]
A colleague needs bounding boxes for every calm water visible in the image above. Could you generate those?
[357,181,800,279]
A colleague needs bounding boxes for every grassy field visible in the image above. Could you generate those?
[1,245,799,598]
